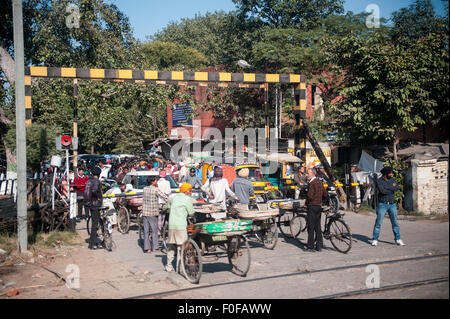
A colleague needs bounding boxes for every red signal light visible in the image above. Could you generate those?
[61,135,72,147]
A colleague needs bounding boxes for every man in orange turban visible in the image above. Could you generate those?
[164,183,194,272]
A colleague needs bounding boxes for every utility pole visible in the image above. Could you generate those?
[73,79,78,169]
[264,83,270,155]
[13,0,27,253]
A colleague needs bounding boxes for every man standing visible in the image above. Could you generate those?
[165,183,195,272]
[231,168,255,205]
[73,167,89,220]
[84,167,103,250]
[142,176,168,253]
[201,166,238,214]
[371,166,405,246]
[158,171,172,232]
[182,168,203,189]
[294,165,308,199]
[306,168,328,252]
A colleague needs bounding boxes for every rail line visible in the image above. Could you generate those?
[313,276,449,299]
[128,253,449,299]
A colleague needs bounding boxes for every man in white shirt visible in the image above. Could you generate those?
[157,170,172,232]
[178,161,187,183]
[201,167,238,218]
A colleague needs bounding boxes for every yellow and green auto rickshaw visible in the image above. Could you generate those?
[257,153,304,199]
[234,163,281,203]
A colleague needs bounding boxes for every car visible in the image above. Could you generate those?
[122,171,179,194]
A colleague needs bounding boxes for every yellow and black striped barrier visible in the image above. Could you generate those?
[24,66,306,125]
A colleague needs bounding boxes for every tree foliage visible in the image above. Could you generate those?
[232,0,344,29]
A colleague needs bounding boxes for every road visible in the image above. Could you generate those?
[2,210,448,299]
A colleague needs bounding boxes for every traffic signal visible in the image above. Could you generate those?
[56,135,78,150]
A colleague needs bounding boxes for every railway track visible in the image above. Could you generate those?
[313,276,449,299]
[128,253,449,299]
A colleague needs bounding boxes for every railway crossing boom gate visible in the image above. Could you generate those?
[24,66,308,160]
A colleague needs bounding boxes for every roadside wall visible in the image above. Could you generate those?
[404,159,448,214]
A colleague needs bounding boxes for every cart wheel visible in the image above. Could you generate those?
[227,236,251,276]
[181,239,202,284]
[278,211,295,238]
[160,223,169,254]
[117,207,130,234]
[290,215,307,239]
[328,219,352,254]
[103,222,113,252]
[261,218,278,250]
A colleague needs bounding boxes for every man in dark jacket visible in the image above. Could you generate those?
[84,167,103,250]
[306,168,328,251]
[371,166,405,247]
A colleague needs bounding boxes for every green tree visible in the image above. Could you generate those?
[390,0,447,44]
[139,41,208,70]
[232,0,344,29]
[322,30,448,159]
[152,11,262,69]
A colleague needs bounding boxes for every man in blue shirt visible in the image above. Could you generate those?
[371,166,405,247]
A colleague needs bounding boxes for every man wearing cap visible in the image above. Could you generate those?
[84,167,103,250]
[165,183,195,272]
[181,168,203,188]
[371,166,405,246]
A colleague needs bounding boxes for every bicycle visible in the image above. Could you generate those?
[289,207,352,254]
[86,206,114,251]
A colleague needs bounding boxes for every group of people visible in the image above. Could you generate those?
[71,153,406,270]
[291,164,405,251]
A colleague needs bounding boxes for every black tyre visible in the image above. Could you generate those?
[329,195,340,214]
[278,211,295,238]
[103,222,113,251]
[328,219,352,254]
[160,223,169,254]
[261,218,278,250]
[290,215,307,239]
[117,207,130,234]
[227,236,251,277]
[181,239,203,284]
[86,216,91,235]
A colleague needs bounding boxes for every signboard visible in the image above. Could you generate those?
[172,102,192,127]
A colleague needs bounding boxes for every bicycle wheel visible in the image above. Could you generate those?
[278,211,295,238]
[290,215,307,239]
[261,218,278,250]
[329,195,340,214]
[227,236,251,277]
[86,216,91,235]
[181,239,202,284]
[103,221,113,252]
[328,219,352,254]
[117,207,130,234]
